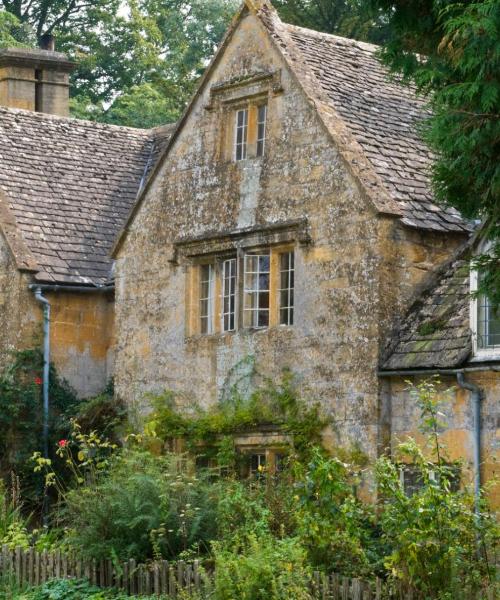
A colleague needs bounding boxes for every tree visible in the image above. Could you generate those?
[0,0,239,127]
[368,0,500,303]
[273,0,391,44]
[0,9,35,48]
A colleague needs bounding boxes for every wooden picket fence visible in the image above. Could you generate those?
[0,545,497,599]
[0,546,204,596]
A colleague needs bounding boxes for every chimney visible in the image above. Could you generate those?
[0,38,74,116]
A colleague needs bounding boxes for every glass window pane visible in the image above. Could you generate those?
[256,104,267,158]
[222,258,237,333]
[279,251,295,326]
[200,264,215,334]
[478,296,500,349]
[244,253,271,328]
[235,109,248,161]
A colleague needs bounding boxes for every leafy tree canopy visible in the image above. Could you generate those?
[369,0,500,303]
[0,0,239,126]
[273,0,391,43]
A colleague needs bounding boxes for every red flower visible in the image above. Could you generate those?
[34,377,42,385]
[58,439,68,448]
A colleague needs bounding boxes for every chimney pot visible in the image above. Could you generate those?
[39,34,55,51]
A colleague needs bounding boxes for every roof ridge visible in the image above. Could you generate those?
[0,105,154,136]
[283,21,379,52]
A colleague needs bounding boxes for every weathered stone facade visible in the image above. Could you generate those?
[113,5,468,466]
[0,0,497,504]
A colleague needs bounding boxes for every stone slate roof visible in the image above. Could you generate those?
[256,3,470,234]
[382,257,473,370]
[0,107,174,285]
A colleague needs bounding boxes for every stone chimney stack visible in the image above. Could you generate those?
[0,38,74,116]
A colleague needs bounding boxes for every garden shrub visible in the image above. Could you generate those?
[74,381,127,442]
[0,350,78,508]
[6,578,153,600]
[0,476,31,550]
[375,379,499,598]
[293,448,382,577]
[212,533,314,600]
[61,449,218,562]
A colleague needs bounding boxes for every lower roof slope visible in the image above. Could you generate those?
[0,107,173,285]
[383,255,473,370]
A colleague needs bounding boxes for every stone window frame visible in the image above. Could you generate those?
[229,98,269,162]
[470,242,500,361]
[205,69,283,163]
[175,219,310,339]
[187,245,294,337]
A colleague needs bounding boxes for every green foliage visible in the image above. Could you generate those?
[0,477,30,550]
[212,534,314,600]
[0,349,78,507]
[370,0,500,303]
[60,449,217,562]
[375,379,499,597]
[73,381,126,442]
[293,448,382,576]
[11,578,153,600]
[273,0,391,44]
[0,9,35,48]
[143,369,327,467]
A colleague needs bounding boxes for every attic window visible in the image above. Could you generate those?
[256,104,267,157]
[232,102,268,162]
[235,108,248,161]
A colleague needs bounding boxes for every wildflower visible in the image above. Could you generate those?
[34,377,42,385]
[58,439,68,448]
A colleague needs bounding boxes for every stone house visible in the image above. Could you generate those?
[0,0,498,503]
[112,1,498,501]
[0,45,173,396]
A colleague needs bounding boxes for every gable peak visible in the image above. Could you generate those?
[245,0,277,15]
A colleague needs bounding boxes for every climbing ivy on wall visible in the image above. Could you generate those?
[141,366,329,468]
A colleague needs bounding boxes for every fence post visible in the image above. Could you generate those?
[194,560,201,592]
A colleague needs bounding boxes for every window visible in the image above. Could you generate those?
[222,258,237,332]
[231,103,268,161]
[477,296,500,351]
[250,453,266,478]
[235,108,248,161]
[200,264,215,334]
[256,104,267,157]
[470,260,500,358]
[279,252,294,326]
[189,248,295,336]
[244,254,270,328]
[400,465,460,497]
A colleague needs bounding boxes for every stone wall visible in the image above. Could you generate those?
[0,229,41,366]
[114,11,463,463]
[385,373,499,508]
[0,230,114,397]
[46,291,115,398]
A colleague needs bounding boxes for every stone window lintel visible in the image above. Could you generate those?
[171,218,310,265]
[205,69,283,111]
